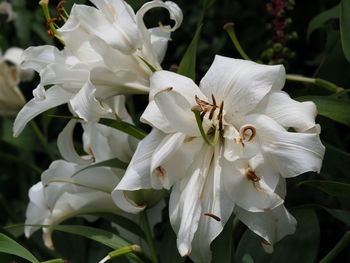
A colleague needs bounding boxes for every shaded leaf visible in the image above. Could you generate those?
[89,213,146,240]
[340,0,350,63]
[72,158,128,177]
[99,118,146,140]
[211,214,234,263]
[322,207,350,225]
[299,180,350,198]
[235,209,320,263]
[0,233,39,263]
[126,0,148,10]
[297,96,350,126]
[307,3,340,40]
[177,25,203,81]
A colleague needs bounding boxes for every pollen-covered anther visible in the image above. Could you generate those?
[246,168,260,182]
[203,212,221,221]
[155,166,166,177]
[240,125,256,142]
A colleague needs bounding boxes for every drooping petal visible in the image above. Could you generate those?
[255,91,317,132]
[221,159,283,212]
[0,2,16,22]
[13,85,73,137]
[189,145,235,263]
[200,55,285,120]
[248,114,325,178]
[234,204,297,245]
[115,129,167,191]
[57,119,93,164]
[69,81,112,122]
[169,145,213,257]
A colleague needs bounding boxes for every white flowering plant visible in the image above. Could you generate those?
[0,0,350,263]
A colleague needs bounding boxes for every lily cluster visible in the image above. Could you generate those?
[15,0,325,262]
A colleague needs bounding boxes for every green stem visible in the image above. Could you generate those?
[319,231,350,263]
[286,75,343,93]
[224,23,252,61]
[30,121,55,160]
[231,217,240,262]
[192,107,219,147]
[39,0,65,45]
[140,211,159,263]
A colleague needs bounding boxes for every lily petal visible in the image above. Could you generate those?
[69,82,112,122]
[200,55,285,119]
[57,119,93,164]
[255,91,317,132]
[13,85,73,137]
[234,204,297,245]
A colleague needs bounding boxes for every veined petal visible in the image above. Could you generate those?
[189,145,235,263]
[169,145,213,257]
[255,91,317,132]
[57,119,93,164]
[154,88,199,136]
[69,82,112,122]
[13,85,73,137]
[115,129,166,191]
[248,114,325,178]
[60,4,138,54]
[150,132,186,189]
[150,70,204,101]
[222,159,283,212]
[21,46,77,73]
[234,204,297,245]
[200,55,285,119]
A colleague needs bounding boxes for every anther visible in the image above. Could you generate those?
[240,125,256,142]
[246,169,260,182]
[204,212,221,221]
[211,94,217,106]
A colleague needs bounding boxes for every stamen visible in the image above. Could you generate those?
[211,94,217,106]
[246,168,260,182]
[218,101,224,131]
[240,125,256,142]
[204,212,221,221]
[208,105,216,120]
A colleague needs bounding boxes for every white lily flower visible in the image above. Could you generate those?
[13,0,182,137]
[25,113,143,249]
[0,2,16,22]
[115,55,325,262]
[0,47,33,116]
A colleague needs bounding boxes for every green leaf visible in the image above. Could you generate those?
[235,209,320,263]
[40,225,130,249]
[296,96,350,126]
[72,158,128,177]
[307,3,340,40]
[126,0,148,10]
[203,0,216,9]
[177,25,203,80]
[299,180,350,198]
[41,260,64,263]
[0,233,39,263]
[242,254,255,263]
[322,207,350,225]
[99,118,147,140]
[88,213,146,240]
[340,0,350,62]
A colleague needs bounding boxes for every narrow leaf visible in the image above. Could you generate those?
[297,96,350,126]
[0,233,40,263]
[177,25,203,80]
[39,225,130,249]
[307,3,340,40]
[72,158,128,177]
[340,0,350,62]
[299,180,350,198]
[99,118,147,140]
[89,213,146,240]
